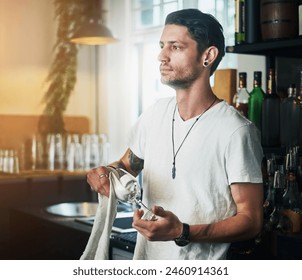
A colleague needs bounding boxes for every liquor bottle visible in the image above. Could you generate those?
[282,148,302,232]
[261,68,280,147]
[263,157,277,222]
[298,71,302,146]
[283,148,302,214]
[245,0,261,43]
[233,72,249,118]
[265,170,286,232]
[235,0,246,44]
[248,71,264,130]
[299,0,302,36]
[280,84,300,148]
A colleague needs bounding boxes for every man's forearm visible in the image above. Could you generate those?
[189,213,262,243]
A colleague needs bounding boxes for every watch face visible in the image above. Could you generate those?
[174,223,190,247]
[174,238,190,247]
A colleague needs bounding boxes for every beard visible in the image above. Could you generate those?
[161,76,197,89]
[160,66,202,90]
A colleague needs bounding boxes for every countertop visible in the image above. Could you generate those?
[0,170,87,181]
[8,203,136,259]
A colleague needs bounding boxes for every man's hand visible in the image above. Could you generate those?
[87,148,144,198]
[132,206,184,241]
[87,166,111,197]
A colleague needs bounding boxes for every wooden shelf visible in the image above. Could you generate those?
[0,170,87,181]
[226,37,302,58]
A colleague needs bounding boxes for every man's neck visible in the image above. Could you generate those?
[175,82,217,121]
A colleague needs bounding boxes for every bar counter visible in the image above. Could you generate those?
[8,204,136,260]
[0,170,87,181]
[0,170,94,259]
[1,170,302,260]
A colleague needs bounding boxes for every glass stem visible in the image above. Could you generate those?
[136,199,151,212]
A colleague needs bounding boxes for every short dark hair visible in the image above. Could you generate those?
[165,9,225,75]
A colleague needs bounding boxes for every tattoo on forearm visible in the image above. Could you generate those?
[203,225,212,237]
[108,162,126,177]
[110,162,125,169]
[128,150,144,174]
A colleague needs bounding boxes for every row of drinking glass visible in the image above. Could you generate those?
[0,149,20,174]
[29,133,110,172]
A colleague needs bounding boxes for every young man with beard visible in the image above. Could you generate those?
[88,9,263,260]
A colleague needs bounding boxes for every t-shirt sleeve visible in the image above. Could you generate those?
[127,102,157,160]
[225,123,263,185]
[128,116,146,160]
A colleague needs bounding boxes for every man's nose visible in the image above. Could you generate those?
[158,48,170,62]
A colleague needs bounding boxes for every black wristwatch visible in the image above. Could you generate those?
[174,223,190,247]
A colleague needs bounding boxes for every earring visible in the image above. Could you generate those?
[203,60,209,67]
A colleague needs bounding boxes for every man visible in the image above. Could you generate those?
[88,9,263,260]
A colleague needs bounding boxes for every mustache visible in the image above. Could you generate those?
[159,64,173,71]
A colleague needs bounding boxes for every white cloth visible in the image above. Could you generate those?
[80,169,138,260]
[128,97,263,260]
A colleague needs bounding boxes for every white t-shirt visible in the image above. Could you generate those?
[129,97,263,260]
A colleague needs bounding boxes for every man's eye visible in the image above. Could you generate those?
[172,45,181,50]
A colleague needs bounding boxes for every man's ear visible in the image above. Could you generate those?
[202,46,219,67]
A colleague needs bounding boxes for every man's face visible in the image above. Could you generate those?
[158,24,203,89]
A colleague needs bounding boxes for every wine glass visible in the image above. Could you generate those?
[114,168,157,221]
[126,181,157,221]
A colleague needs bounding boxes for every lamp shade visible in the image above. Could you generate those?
[70,17,118,45]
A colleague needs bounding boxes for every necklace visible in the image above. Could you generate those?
[171,96,217,179]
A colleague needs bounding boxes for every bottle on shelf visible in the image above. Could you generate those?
[245,0,261,43]
[233,72,249,118]
[261,68,280,147]
[298,71,302,147]
[283,148,302,214]
[263,157,277,223]
[297,154,302,194]
[299,0,302,36]
[248,71,264,130]
[282,147,302,232]
[235,0,246,44]
[280,84,300,148]
[265,169,287,232]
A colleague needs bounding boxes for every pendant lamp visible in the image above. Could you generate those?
[70,0,118,45]
[70,0,117,134]
[70,17,118,45]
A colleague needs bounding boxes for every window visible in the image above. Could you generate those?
[128,0,236,114]
[132,0,179,31]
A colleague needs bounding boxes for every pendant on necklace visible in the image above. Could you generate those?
[172,163,176,179]
[171,97,217,181]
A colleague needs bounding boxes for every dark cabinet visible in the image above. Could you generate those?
[226,37,302,260]
[226,37,302,156]
[226,37,302,95]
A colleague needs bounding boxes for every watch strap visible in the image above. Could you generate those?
[174,223,190,246]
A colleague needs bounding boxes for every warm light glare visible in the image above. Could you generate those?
[70,36,118,45]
